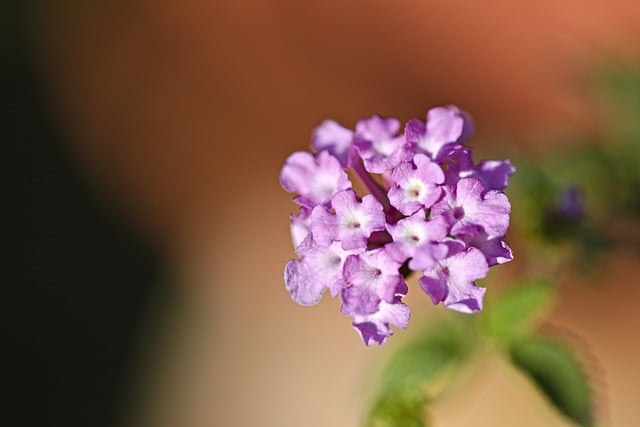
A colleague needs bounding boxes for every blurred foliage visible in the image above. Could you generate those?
[509,65,640,268]
[368,389,427,427]
[376,322,473,394]
[366,281,594,427]
[366,321,473,427]
[481,279,553,344]
[365,65,640,426]
[510,338,593,427]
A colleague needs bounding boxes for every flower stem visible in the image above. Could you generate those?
[352,158,403,224]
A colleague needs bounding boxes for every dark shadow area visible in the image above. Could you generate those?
[3,3,160,426]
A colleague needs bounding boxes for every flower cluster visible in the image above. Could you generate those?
[280,106,514,345]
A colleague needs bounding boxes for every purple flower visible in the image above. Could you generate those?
[431,177,511,238]
[343,249,407,305]
[438,146,515,192]
[312,119,354,168]
[280,150,352,208]
[310,189,385,250]
[388,154,445,215]
[341,249,409,345]
[289,207,312,251]
[438,145,475,186]
[353,116,409,173]
[461,228,513,266]
[350,301,410,346]
[418,241,489,313]
[280,106,514,344]
[475,159,516,192]
[385,212,448,264]
[407,241,451,272]
[284,238,357,305]
[405,106,468,159]
[554,185,585,220]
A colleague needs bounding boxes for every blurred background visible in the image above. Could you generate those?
[6,1,640,426]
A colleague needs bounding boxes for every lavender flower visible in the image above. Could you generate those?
[388,154,445,215]
[353,116,409,173]
[418,241,489,313]
[438,145,516,191]
[385,213,448,264]
[430,177,511,238]
[554,185,585,221]
[280,150,351,208]
[312,120,354,167]
[285,238,356,305]
[310,190,385,250]
[281,107,514,345]
[405,106,469,159]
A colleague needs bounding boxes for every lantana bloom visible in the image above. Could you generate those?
[280,106,514,345]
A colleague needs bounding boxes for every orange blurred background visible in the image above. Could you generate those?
[14,1,640,426]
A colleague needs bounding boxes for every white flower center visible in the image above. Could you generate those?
[342,210,366,230]
[405,179,425,201]
[401,223,424,245]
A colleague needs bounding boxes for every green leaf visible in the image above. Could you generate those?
[482,279,553,343]
[366,321,473,427]
[510,337,593,426]
[367,390,426,427]
[378,321,472,393]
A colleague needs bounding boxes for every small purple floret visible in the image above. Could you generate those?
[312,120,354,168]
[418,244,488,313]
[475,159,516,192]
[310,190,386,250]
[462,229,513,266]
[405,106,467,159]
[285,238,357,305]
[431,177,511,238]
[350,301,410,346]
[385,212,448,264]
[555,185,585,220]
[280,150,352,208]
[341,249,409,345]
[353,116,409,173]
[290,207,311,251]
[388,154,445,215]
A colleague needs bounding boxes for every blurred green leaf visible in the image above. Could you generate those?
[598,65,640,140]
[366,321,473,427]
[482,279,553,343]
[510,337,593,427]
[378,321,472,393]
[367,389,427,427]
